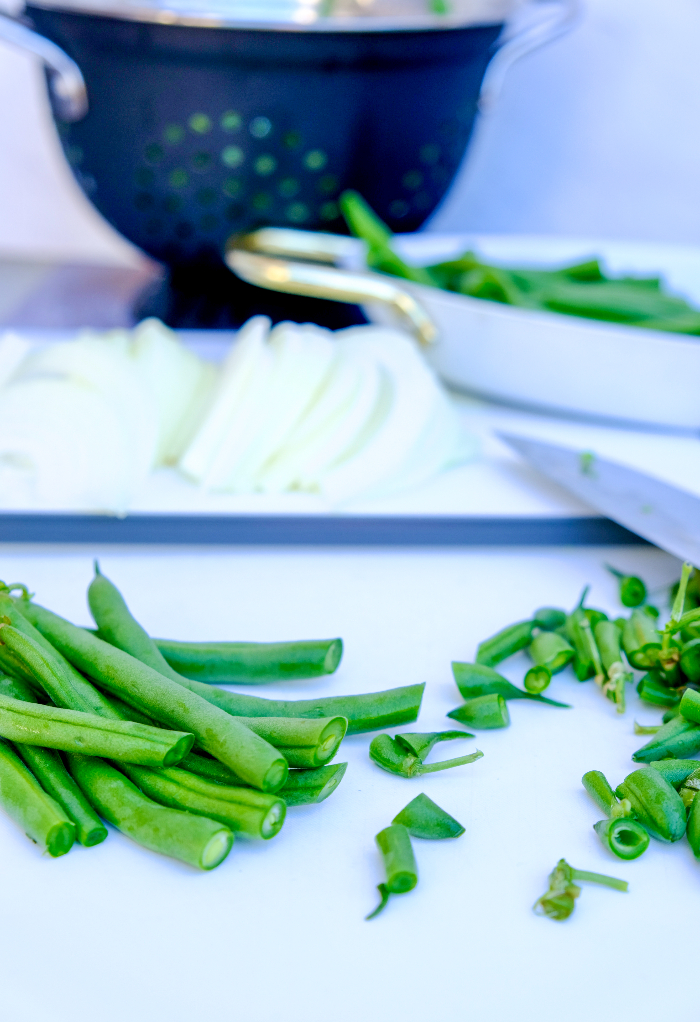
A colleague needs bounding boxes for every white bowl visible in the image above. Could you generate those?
[368,235,700,430]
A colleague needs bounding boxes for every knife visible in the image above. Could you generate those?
[497,431,699,564]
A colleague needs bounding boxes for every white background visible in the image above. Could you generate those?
[0,544,693,1022]
[1,0,700,264]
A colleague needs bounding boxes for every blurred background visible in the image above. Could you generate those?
[1,0,699,271]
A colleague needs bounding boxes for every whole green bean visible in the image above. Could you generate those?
[90,566,344,686]
[392,792,465,839]
[632,714,700,762]
[476,620,534,668]
[615,768,687,842]
[19,601,288,793]
[69,754,233,870]
[447,693,510,729]
[0,690,194,767]
[0,740,75,856]
[0,673,107,845]
[237,715,347,768]
[452,662,570,707]
[0,593,120,718]
[122,764,286,839]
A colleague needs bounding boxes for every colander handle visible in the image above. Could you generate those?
[0,12,88,121]
[225,242,438,348]
[479,0,581,110]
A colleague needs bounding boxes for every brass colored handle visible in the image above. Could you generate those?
[225,246,438,348]
[231,227,364,266]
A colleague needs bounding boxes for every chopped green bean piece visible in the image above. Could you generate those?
[593,818,650,860]
[582,770,620,816]
[392,792,465,839]
[634,721,661,735]
[647,759,700,788]
[278,763,348,806]
[616,768,687,842]
[680,638,700,683]
[565,606,599,681]
[69,754,233,869]
[369,732,482,778]
[475,620,534,668]
[622,608,663,669]
[534,858,627,921]
[447,693,510,729]
[529,631,574,674]
[632,713,700,762]
[594,620,632,712]
[366,823,418,920]
[533,607,567,631]
[452,662,570,707]
[680,687,700,725]
[523,665,551,694]
[637,673,682,708]
[606,565,647,607]
[687,790,700,856]
[0,739,75,856]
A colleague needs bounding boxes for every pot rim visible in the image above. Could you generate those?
[23,0,517,33]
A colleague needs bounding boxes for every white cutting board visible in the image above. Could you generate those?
[0,543,692,1022]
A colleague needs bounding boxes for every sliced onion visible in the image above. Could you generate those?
[0,332,32,389]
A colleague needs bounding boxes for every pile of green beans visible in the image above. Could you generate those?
[0,568,364,868]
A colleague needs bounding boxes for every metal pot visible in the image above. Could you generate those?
[1,0,576,272]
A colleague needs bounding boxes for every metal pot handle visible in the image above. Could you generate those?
[479,0,581,110]
[225,230,438,348]
[0,12,88,121]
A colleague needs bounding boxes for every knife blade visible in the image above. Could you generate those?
[497,431,699,564]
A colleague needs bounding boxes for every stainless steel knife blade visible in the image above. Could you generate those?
[498,431,700,564]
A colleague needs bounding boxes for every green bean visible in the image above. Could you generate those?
[366,823,418,920]
[687,790,700,856]
[20,601,288,793]
[606,565,647,607]
[581,770,649,859]
[680,687,700,725]
[369,731,483,778]
[533,607,567,631]
[392,793,464,839]
[0,593,119,718]
[647,760,700,788]
[528,631,574,674]
[237,715,347,768]
[475,620,534,668]
[121,765,285,839]
[340,190,436,287]
[69,754,233,870]
[615,768,687,842]
[533,858,627,921]
[0,740,75,856]
[594,620,632,712]
[0,690,193,767]
[680,639,700,683]
[634,721,661,735]
[278,763,348,806]
[622,608,662,669]
[523,665,551,694]
[447,693,510,729]
[88,564,344,685]
[564,607,598,681]
[155,638,343,684]
[636,673,682,708]
[632,713,700,762]
[0,673,107,846]
[452,662,570,707]
[593,818,650,860]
